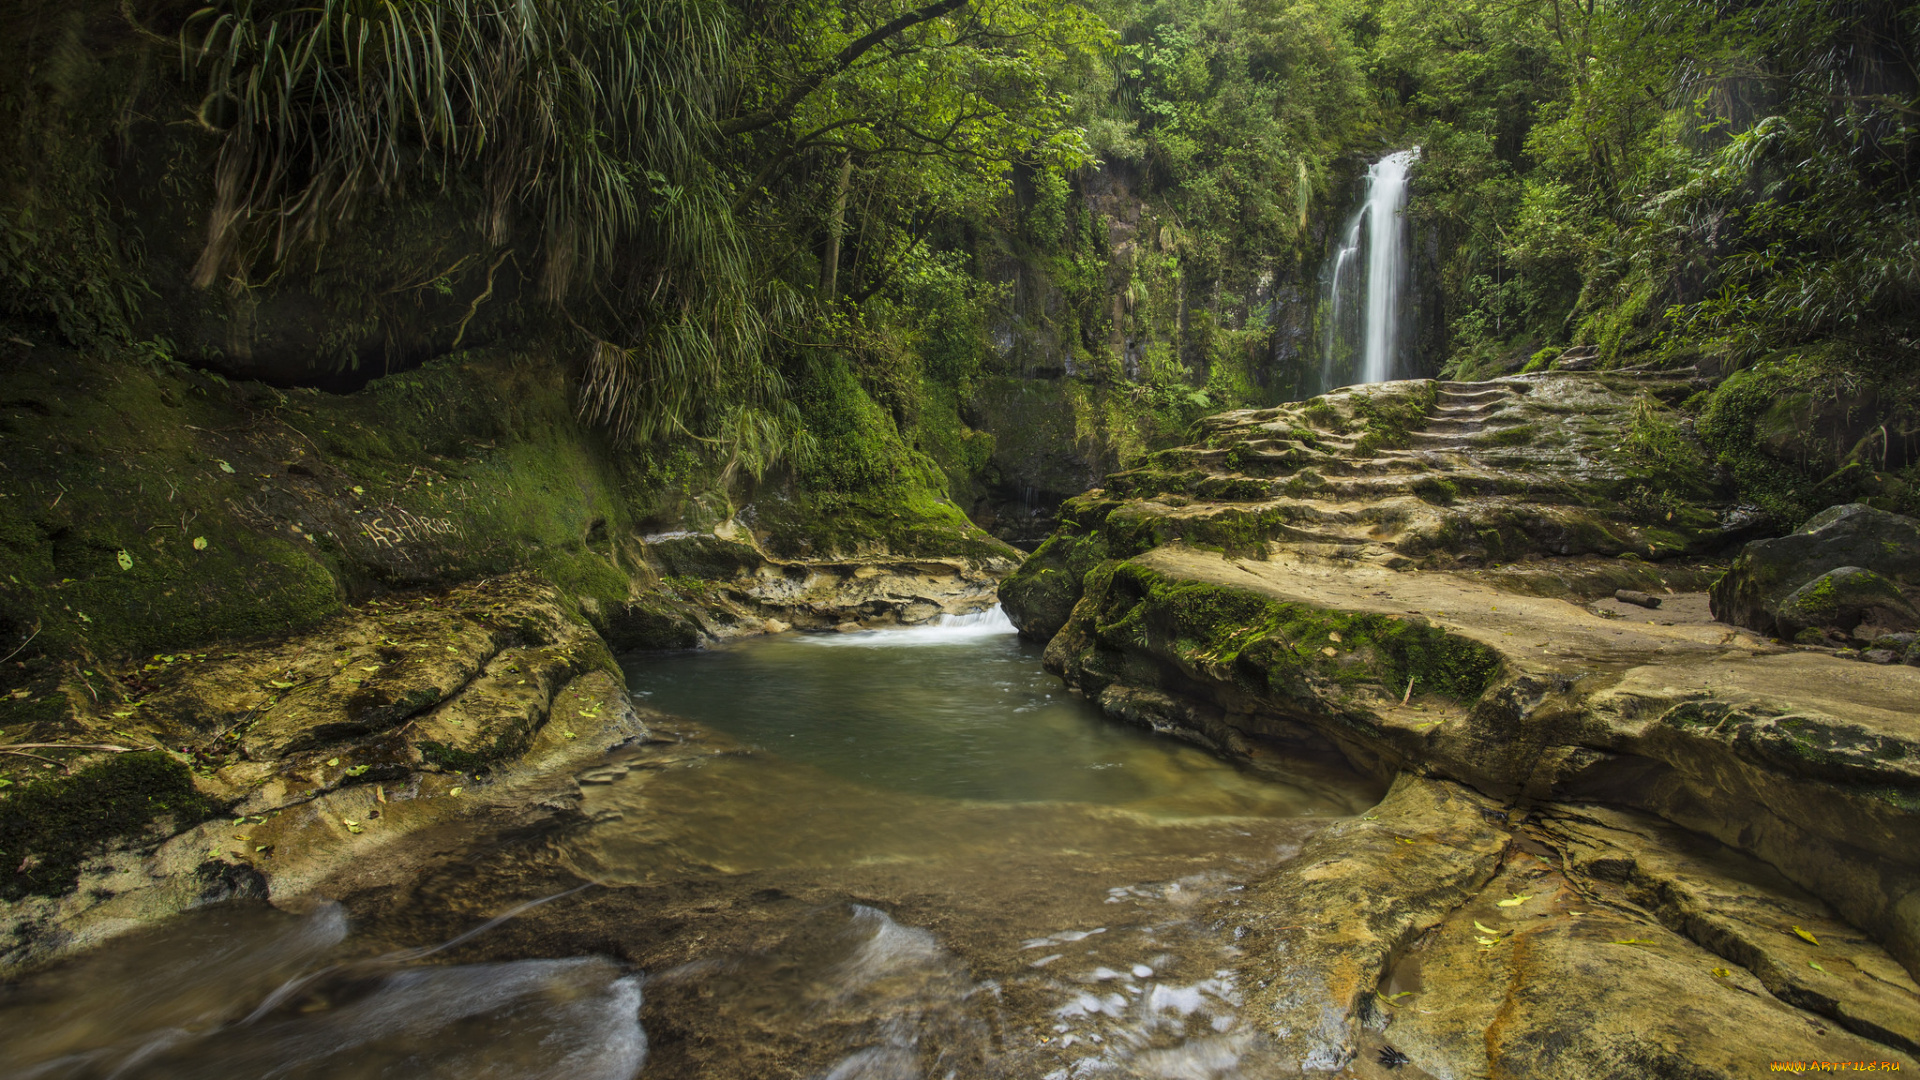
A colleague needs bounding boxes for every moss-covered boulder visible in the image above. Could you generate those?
[1711,503,1920,640]
[1775,566,1920,643]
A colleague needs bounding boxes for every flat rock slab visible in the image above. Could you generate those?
[1233,783,1918,1077]
[1113,545,1920,977]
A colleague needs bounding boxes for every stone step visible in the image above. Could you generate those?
[1438,383,1519,398]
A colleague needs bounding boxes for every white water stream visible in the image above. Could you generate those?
[1320,148,1420,389]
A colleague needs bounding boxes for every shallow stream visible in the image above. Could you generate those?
[0,610,1382,1080]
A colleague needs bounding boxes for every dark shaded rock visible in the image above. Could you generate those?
[1710,503,1920,638]
[602,594,707,651]
[1615,588,1662,608]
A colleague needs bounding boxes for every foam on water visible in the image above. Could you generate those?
[0,898,647,1080]
[796,605,1017,647]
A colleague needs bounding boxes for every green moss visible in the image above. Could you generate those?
[1349,382,1438,457]
[1087,563,1504,705]
[1411,476,1460,505]
[417,740,484,774]
[1300,399,1345,432]
[999,530,1113,639]
[1193,475,1272,501]
[0,752,220,900]
[1480,424,1537,447]
[0,348,661,660]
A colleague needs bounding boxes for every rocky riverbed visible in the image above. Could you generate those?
[1001,370,1920,1074]
[3,362,1916,1078]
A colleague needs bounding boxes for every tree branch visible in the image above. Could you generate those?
[720,0,972,138]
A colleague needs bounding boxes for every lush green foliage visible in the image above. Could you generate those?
[2,0,1915,529]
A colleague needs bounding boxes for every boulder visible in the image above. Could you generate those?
[1711,503,1920,639]
[1774,566,1920,644]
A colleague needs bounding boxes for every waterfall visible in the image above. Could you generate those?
[1319,148,1420,390]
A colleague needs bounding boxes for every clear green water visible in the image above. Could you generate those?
[0,612,1383,1080]
[619,612,1353,815]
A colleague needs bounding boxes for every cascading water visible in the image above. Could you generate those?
[1319,148,1420,390]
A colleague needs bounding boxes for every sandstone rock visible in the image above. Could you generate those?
[1003,372,1738,642]
[1003,371,1920,1059]
[1235,777,1509,1072]
[1711,503,1920,639]
[0,575,647,972]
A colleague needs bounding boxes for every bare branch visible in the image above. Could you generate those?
[721,0,972,138]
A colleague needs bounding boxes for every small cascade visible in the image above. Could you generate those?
[1319,148,1420,390]
[796,604,1017,647]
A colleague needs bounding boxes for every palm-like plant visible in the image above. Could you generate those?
[183,0,793,454]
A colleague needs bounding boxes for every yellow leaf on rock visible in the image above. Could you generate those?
[1710,967,1731,978]
[1809,961,1827,972]
[1791,926,1820,946]
[448,786,463,796]
[1497,895,1532,907]
[1474,921,1499,935]
[326,758,339,767]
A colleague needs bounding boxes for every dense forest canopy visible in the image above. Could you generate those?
[2,0,1916,529]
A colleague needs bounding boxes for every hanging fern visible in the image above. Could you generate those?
[181,0,795,454]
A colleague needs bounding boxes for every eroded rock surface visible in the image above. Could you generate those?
[0,574,649,970]
[1003,371,1920,1070]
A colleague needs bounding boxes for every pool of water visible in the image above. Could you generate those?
[0,609,1382,1080]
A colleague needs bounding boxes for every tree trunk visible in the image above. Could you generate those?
[821,150,854,301]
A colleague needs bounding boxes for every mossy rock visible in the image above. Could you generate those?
[1711,503,1920,637]
[999,530,1110,640]
[0,752,220,901]
[1775,567,1919,642]
[602,593,707,651]
[1079,562,1505,708]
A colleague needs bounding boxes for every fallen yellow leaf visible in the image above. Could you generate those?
[1710,967,1731,978]
[1791,926,1820,946]
[1496,894,1532,908]
[1474,920,1499,935]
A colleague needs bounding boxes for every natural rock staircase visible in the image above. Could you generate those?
[1090,370,1738,574]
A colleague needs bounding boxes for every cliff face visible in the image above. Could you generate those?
[1000,370,1920,1072]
